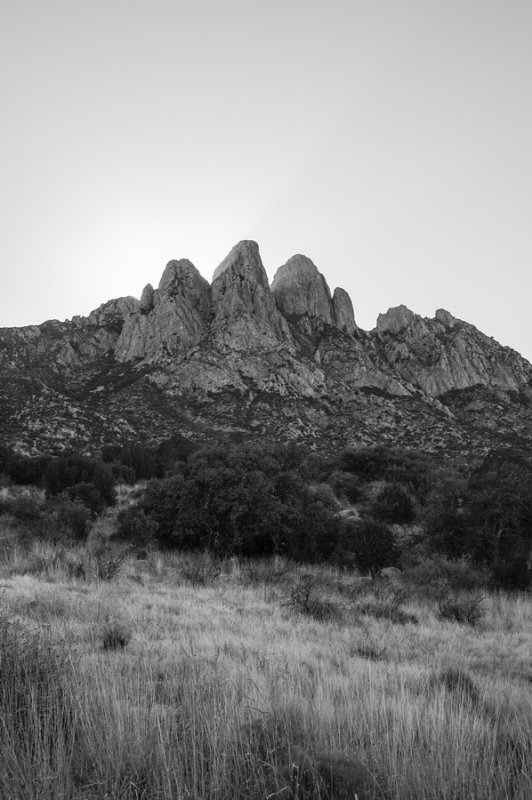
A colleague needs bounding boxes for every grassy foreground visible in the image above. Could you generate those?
[0,540,531,800]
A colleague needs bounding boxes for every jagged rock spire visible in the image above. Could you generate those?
[210,241,291,347]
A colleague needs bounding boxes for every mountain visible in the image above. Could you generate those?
[1,240,531,457]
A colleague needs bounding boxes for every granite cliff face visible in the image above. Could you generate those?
[1,240,531,456]
[115,259,211,362]
[374,305,532,396]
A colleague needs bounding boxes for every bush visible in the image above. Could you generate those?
[179,551,221,586]
[371,482,415,524]
[45,495,92,541]
[338,516,399,575]
[101,620,132,650]
[64,482,106,515]
[139,443,340,561]
[327,471,362,503]
[354,581,417,625]
[402,556,488,598]
[116,507,157,547]
[437,591,485,626]
[91,542,128,581]
[240,557,291,586]
[0,486,45,525]
[334,446,434,496]
[43,456,116,507]
[282,574,340,621]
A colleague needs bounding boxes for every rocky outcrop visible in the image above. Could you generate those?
[271,255,334,338]
[114,259,211,362]
[210,241,291,350]
[376,305,418,335]
[332,287,357,334]
[375,307,532,396]
[434,308,457,328]
[1,239,532,457]
[139,284,154,314]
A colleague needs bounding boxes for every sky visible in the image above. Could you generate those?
[1,0,531,360]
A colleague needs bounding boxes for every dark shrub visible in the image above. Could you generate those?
[179,551,222,586]
[116,507,157,547]
[371,482,415,524]
[43,456,116,507]
[437,591,485,626]
[328,471,363,503]
[139,443,340,561]
[64,482,106,515]
[101,620,132,650]
[282,574,340,621]
[1,488,44,525]
[45,495,92,541]
[335,445,435,496]
[339,516,399,575]
[355,581,417,625]
[403,556,487,597]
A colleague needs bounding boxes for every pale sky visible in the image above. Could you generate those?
[1,1,531,361]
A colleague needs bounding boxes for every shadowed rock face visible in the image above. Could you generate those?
[272,254,334,337]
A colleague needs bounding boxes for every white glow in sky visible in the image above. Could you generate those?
[1,1,531,360]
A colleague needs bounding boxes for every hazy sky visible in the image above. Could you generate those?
[1,1,531,360]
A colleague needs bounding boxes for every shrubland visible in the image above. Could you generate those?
[0,438,531,797]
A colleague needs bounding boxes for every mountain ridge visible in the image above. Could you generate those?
[1,240,531,457]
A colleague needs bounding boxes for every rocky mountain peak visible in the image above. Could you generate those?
[210,240,290,348]
[2,239,532,459]
[114,258,211,362]
[332,287,357,334]
[139,284,154,314]
[159,258,210,300]
[271,254,334,337]
[211,240,268,287]
[434,308,457,328]
[376,305,418,334]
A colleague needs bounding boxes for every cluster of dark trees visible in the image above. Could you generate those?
[1,438,531,588]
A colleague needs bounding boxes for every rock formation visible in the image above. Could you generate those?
[332,287,357,334]
[1,239,531,456]
[115,259,211,362]
[210,240,291,350]
[271,254,334,338]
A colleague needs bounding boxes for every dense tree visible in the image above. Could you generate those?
[42,456,115,506]
[338,516,399,575]
[425,448,532,588]
[371,482,415,524]
[466,449,532,588]
[136,442,339,560]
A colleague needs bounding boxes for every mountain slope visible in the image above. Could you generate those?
[1,241,531,456]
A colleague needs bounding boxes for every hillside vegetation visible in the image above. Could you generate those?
[0,439,531,798]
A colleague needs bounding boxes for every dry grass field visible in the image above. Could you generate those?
[0,537,531,800]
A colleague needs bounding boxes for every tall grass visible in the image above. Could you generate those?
[0,540,531,798]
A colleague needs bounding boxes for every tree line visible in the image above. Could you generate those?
[1,439,531,588]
